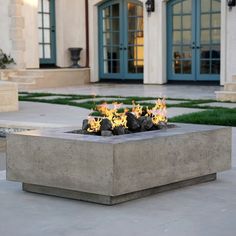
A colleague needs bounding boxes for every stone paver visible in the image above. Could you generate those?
[32,84,222,100]
[167,108,204,118]
[73,97,124,103]
[0,127,235,236]
[26,95,72,100]
[198,102,236,109]
[140,100,186,105]
[0,102,91,127]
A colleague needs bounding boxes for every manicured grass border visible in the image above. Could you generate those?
[169,108,236,127]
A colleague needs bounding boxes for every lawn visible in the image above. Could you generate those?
[19,92,236,127]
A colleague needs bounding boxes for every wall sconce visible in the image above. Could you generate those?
[145,0,155,15]
[228,0,236,8]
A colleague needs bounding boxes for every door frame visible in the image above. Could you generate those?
[98,0,144,80]
[167,0,221,82]
[39,0,57,65]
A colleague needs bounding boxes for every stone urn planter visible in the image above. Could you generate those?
[68,47,83,68]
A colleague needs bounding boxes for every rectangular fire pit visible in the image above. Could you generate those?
[6,124,231,205]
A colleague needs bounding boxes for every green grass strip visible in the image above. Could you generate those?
[169,108,236,127]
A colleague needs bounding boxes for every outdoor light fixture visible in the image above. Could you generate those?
[145,0,155,15]
[227,0,236,7]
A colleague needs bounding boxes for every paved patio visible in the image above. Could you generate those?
[33,83,222,100]
[0,84,235,236]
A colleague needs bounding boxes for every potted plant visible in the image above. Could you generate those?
[0,49,15,69]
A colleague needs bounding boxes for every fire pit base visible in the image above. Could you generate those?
[23,173,216,205]
[7,124,231,205]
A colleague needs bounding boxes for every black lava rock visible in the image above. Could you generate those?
[82,119,89,131]
[139,116,154,131]
[126,112,140,131]
[113,126,126,135]
[101,118,112,131]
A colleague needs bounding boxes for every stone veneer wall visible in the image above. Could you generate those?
[9,0,25,69]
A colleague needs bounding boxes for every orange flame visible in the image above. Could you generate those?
[132,100,143,118]
[87,116,102,133]
[96,102,128,129]
[87,98,168,133]
[146,98,168,125]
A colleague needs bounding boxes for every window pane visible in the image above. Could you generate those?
[183,15,191,29]
[43,14,50,28]
[182,30,191,44]
[43,0,50,13]
[103,7,110,17]
[201,60,210,74]
[173,31,181,44]
[183,61,192,74]
[201,30,210,43]
[173,3,181,14]
[38,0,42,11]
[38,13,42,27]
[44,45,51,58]
[173,60,182,74]
[201,46,210,59]
[112,18,119,31]
[183,0,192,13]
[44,29,50,43]
[201,14,210,28]
[103,18,110,31]
[201,0,210,12]
[38,29,43,43]
[211,46,220,59]
[112,4,119,17]
[173,16,181,29]
[103,33,111,45]
[39,45,43,58]
[211,60,220,74]
[212,13,221,28]
[212,29,220,43]
[212,0,221,11]
[173,46,182,59]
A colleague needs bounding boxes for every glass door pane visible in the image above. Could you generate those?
[126,2,144,75]
[102,3,121,75]
[199,0,221,76]
[38,0,56,64]
[171,0,193,76]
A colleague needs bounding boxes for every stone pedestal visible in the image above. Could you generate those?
[0,81,18,112]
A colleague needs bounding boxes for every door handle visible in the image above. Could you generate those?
[196,46,202,49]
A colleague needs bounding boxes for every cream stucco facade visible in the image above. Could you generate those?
[0,0,236,86]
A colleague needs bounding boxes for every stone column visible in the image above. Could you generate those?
[9,0,25,69]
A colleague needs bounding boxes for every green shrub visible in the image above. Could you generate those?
[0,49,15,69]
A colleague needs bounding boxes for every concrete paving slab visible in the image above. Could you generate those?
[140,100,187,105]
[0,169,235,236]
[27,96,72,100]
[32,84,222,100]
[167,108,204,118]
[73,97,125,103]
[198,102,236,109]
[0,102,91,127]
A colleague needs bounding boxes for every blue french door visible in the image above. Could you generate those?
[38,0,56,65]
[99,0,144,80]
[167,0,221,81]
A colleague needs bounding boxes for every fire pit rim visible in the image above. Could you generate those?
[8,123,231,144]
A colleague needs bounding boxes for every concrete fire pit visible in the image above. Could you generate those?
[7,124,231,205]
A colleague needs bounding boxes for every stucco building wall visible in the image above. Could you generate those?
[0,0,11,54]
[225,6,236,83]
